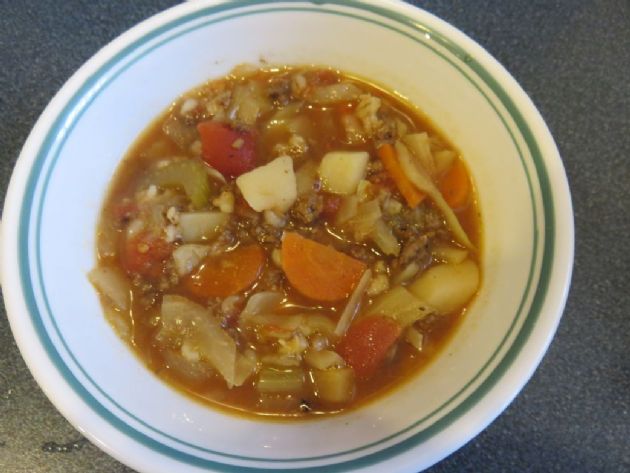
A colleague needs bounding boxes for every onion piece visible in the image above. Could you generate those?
[172,244,211,276]
[370,285,433,328]
[395,141,474,249]
[88,266,131,311]
[404,326,424,351]
[240,291,284,319]
[370,219,400,256]
[334,269,372,337]
[402,133,436,177]
[349,200,381,241]
[308,82,361,104]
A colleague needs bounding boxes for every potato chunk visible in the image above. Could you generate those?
[319,151,369,195]
[408,259,480,314]
[236,156,297,212]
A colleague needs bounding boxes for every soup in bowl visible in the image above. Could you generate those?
[2,1,573,472]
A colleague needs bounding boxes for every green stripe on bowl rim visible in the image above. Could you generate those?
[16,1,556,470]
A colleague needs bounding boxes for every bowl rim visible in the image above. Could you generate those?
[1,1,574,472]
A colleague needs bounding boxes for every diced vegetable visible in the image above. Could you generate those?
[370,219,400,256]
[212,190,234,213]
[408,259,480,314]
[147,159,211,209]
[335,195,358,225]
[432,243,468,264]
[281,232,367,302]
[341,113,365,144]
[370,285,433,328]
[433,149,457,176]
[266,107,312,138]
[391,262,420,285]
[121,232,172,279]
[197,120,257,177]
[294,160,318,196]
[278,333,309,357]
[366,273,389,297]
[172,244,211,276]
[236,156,297,212]
[304,349,346,370]
[438,159,471,209]
[242,312,336,338]
[261,353,302,367]
[334,269,372,337]
[395,141,474,248]
[402,133,436,177]
[162,115,197,149]
[256,367,305,394]
[162,349,214,382]
[233,349,259,387]
[310,367,355,403]
[349,199,381,241]
[159,295,252,388]
[240,291,284,319]
[376,143,424,208]
[184,245,265,298]
[338,315,402,379]
[228,81,271,125]
[355,94,382,135]
[404,326,424,351]
[88,266,131,311]
[178,212,228,242]
[307,82,361,104]
[319,151,369,195]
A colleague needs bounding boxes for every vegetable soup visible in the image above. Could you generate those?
[89,65,481,417]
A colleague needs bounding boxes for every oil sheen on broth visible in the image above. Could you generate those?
[89,65,481,418]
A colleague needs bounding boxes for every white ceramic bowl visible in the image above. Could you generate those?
[2,1,573,472]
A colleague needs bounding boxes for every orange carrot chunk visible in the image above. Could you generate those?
[281,232,367,302]
[438,158,471,209]
[184,245,265,298]
[377,143,425,208]
[338,315,402,380]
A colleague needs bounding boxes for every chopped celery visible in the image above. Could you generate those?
[256,367,305,394]
[149,159,211,209]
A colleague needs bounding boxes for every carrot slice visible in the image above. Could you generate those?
[338,315,402,380]
[377,143,425,208]
[438,158,470,209]
[184,245,265,298]
[281,232,367,302]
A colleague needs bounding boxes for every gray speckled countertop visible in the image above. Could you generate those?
[1,1,629,472]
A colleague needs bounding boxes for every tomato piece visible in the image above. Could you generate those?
[184,245,265,298]
[113,199,138,222]
[121,232,172,279]
[338,315,402,380]
[197,121,256,178]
